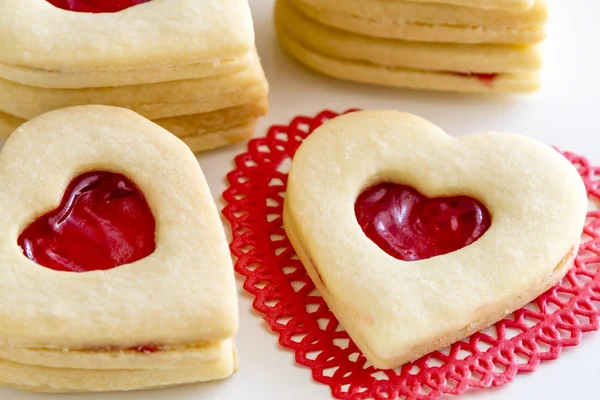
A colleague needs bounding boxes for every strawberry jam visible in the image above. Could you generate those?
[46,0,152,13]
[453,72,499,86]
[19,171,156,272]
[355,183,491,261]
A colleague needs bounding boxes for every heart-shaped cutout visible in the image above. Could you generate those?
[0,106,237,354]
[284,110,587,369]
[18,171,156,273]
[355,182,491,261]
[46,0,152,13]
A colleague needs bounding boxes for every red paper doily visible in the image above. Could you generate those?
[223,109,600,400]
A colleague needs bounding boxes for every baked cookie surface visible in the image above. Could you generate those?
[283,110,587,368]
[288,0,547,44]
[0,106,238,350]
[0,0,255,71]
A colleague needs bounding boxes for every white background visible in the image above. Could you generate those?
[3,0,600,399]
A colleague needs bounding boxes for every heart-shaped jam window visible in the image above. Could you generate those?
[355,183,491,261]
[18,171,156,273]
[46,0,152,13]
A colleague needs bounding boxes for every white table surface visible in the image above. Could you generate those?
[4,0,600,399]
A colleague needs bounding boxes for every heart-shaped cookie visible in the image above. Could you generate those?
[0,0,254,71]
[283,110,587,369]
[0,105,238,351]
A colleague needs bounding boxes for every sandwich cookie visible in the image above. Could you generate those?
[0,106,239,392]
[283,110,587,368]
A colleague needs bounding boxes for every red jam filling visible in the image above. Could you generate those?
[18,171,156,273]
[130,344,161,354]
[355,183,491,261]
[453,72,499,85]
[46,0,152,13]
[88,344,161,354]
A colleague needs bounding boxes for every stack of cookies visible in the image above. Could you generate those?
[275,0,548,93]
[0,0,268,152]
[0,106,241,392]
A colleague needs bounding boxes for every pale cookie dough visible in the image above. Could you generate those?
[0,339,237,393]
[0,111,23,139]
[292,0,547,30]
[283,110,587,369]
[0,55,268,120]
[0,51,255,89]
[0,106,238,349]
[278,31,540,93]
[277,0,542,74]
[157,98,268,140]
[0,100,268,140]
[0,99,267,153]
[289,0,546,44]
[0,340,230,370]
[405,0,535,11]
[180,121,259,153]
[0,0,255,71]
